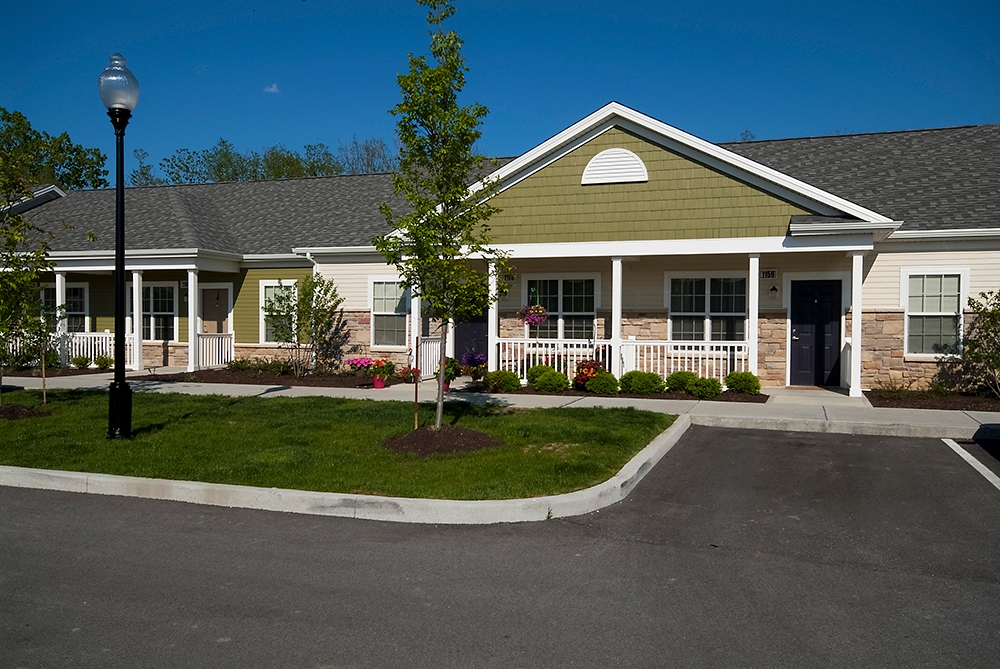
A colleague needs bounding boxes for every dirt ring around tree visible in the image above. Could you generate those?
[383,425,504,457]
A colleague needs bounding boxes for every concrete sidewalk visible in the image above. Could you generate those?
[7,369,998,440]
[3,371,998,524]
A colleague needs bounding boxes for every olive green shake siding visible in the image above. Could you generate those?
[488,127,811,244]
[232,268,312,343]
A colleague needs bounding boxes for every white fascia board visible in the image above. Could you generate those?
[885,228,1000,242]
[240,253,313,269]
[48,248,242,273]
[790,220,902,239]
[4,184,67,213]
[292,245,380,256]
[471,102,894,224]
[474,235,873,260]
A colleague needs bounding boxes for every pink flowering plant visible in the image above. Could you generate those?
[517,304,548,326]
[345,357,374,373]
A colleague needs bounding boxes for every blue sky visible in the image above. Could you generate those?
[3,1,998,178]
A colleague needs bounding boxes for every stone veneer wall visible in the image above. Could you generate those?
[141,343,187,368]
[621,312,669,340]
[757,311,787,386]
[860,310,956,390]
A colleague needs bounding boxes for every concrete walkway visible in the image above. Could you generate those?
[3,370,998,524]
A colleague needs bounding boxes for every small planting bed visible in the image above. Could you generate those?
[864,390,1000,412]
[152,368,403,388]
[456,384,768,403]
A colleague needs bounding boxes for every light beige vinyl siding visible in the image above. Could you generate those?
[863,248,1000,310]
[315,259,400,311]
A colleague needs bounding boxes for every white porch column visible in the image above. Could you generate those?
[187,269,199,371]
[850,251,864,397]
[131,271,143,370]
[410,293,421,371]
[748,254,760,377]
[611,256,623,377]
[487,262,498,371]
[54,271,67,365]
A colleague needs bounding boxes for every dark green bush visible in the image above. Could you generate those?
[43,350,60,368]
[688,377,723,399]
[665,370,697,392]
[620,370,666,395]
[724,371,761,395]
[483,370,522,393]
[71,355,92,369]
[93,355,113,371]
[585,371,620,395]
[527,364,555,386]
[533,369,570,393]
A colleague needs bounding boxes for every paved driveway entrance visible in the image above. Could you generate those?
[3,427,998,667]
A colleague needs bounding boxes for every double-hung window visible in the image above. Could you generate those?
[906,273,962,355]
[143,286,176,340]
[42,284,88,332]
[372,280,408,347]
[668,276,747,341]
[260,280,296,343]
[524,277,597,340]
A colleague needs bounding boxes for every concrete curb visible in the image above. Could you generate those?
[0,414,691,525]
[688,415,985,439]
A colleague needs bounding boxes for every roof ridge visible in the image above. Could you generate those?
[721,124,998,145]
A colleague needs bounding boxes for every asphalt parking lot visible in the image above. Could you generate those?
[3,426,998,668]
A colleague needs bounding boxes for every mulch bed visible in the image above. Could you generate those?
[865,390,1000,412]
[151,368,405,388]
[0,403,52,420]
[455,385,769,403]
[2,367,108,378]
[383,425,504,457]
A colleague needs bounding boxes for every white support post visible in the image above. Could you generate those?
[487,262,499,372]
[748,254,760,378]
[55,271,67,365]
[187,269,199,372]
[410,293,421,371]
[611,257,623,377]
[131,271,143,370]
[850,251,864,397]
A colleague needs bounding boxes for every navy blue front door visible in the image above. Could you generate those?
[789,280,842,387]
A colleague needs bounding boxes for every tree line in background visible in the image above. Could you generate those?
[129,136,398,186]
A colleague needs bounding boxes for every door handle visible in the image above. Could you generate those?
[792,335,799,340]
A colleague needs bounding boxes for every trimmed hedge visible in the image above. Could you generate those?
[620,370,666,395]
[688,377,723,399]
[724,371,761,395]
[586,372,620,396]
[483,370,522,393]
[665,370,698,392]
[534,369,570,393]
[527,364,555,386]
[71,355,91,369]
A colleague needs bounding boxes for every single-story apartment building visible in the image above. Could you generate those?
[18,103,999,396]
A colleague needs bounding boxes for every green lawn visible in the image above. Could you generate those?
[0,389,675,500]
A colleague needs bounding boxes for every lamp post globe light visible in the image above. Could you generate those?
[98,53,139,439]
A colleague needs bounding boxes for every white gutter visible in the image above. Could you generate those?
[885,228,1000,242]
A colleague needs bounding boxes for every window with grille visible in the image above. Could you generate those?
[143,286,176,341]
[42,284,88,332]
[525,278,596,340]
[669,276,747,341]
[262,282,296,343]
[372,281,408,347]
[907,274,961,355]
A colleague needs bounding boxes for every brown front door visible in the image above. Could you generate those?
[202,288,228,334]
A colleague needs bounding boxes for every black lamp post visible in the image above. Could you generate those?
[98,53,139,440]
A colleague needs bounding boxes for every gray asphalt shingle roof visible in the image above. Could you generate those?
[25,173,406,255]
[721,124,1000,231]
[23,124,998,256]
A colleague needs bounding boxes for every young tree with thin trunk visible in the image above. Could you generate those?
[374,0,510,430]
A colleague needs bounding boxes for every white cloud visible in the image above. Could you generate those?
[264,83,279,94]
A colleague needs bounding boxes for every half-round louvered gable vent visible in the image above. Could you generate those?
[581,148,648,185]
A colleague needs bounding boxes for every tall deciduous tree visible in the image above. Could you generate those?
[1,108,107,403]
[374,0,510,430]
[338,136,398,174]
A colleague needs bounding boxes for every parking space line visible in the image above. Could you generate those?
[943,439,1000,492]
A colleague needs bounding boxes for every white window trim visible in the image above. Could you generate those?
[663,270,749,342]
[41,282,90,332]
[259,279,297,345]
[899,266,969,358]
[368,277,410,351]
[521,272,602,340]
[126,281,180,341]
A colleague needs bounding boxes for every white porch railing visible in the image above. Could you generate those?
[3,332,136,369]
[620,340,749,382]
[198,333,234,369]
[497,339,612,379]
[495,338,749,384]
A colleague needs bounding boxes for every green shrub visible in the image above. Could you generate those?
[724,371,761,395]
[93,355,114,371]
[533,369,570,393]
[585,371,620,395]
[527,364,555,386]
[483,370,522,393]
[620,370,666,395]
[665,370,698,392]
[688,377,723,399]
[71,355,92,369]
[43,350,60,368]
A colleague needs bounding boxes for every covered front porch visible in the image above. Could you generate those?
[478,239,870,396]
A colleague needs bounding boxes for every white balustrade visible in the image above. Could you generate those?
[497,339,612,380]
[198,333,234,369]
[418,336,442,380]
